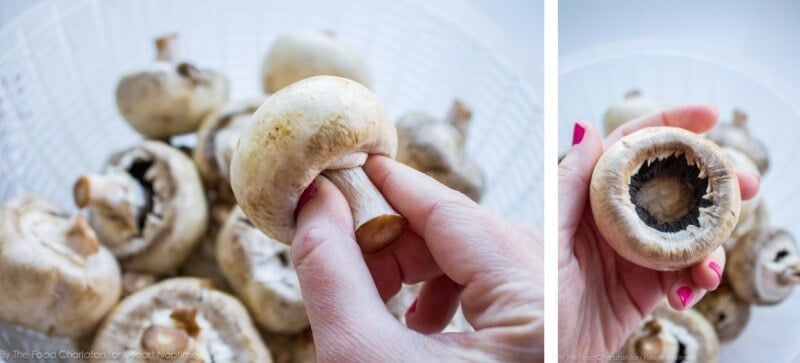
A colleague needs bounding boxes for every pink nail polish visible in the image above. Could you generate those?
[407,298,418,315]
[709,262,723,282]
[677,286,693,307]
[572,123,586,145]
[295,180,318,217]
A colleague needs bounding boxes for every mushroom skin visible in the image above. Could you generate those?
[396,100,485,201]
[728,228,800,305]
[590,127,741,271]
[617,303,718,363]
[602,90,664,136]
[193,98,265,204]
[262,30,371,94]
[706,109,769,174]
[721,148,761,243]
[178,201,233,292]
[724,200,769,251]
[116,35,228,139]
[231,76,407,253]
[0,196,121,338]
[74,140,208,274]
[92,278,271,363]
[217,207,309,333]
[694,282,751,342]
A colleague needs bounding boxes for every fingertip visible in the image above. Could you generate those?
[737,171,760,201]
[667,283,702,311]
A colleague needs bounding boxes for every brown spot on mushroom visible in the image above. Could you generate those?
[141,324,190,357]
[170,305,201,336]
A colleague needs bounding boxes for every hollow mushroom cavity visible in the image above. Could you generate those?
[590,127,741,271]
[728,227,800,305]
[74,140,208,274]
[0,196,121,338]
[231,76,407,253]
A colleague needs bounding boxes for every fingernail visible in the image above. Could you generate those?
[295,180,318,216]
[572,122,586,145]
[709,261,723,283]
[677,286,692,308]
[406,298,418,315]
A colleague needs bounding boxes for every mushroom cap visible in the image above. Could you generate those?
[395,103,485,201]
[194,98,265,204]
[721,148,761,242]
[706,111,769,174]
[724,200,769,251]
[0,196,121,338]
[217,207,308,333]
[231,76,397,244]
[694,282,751,342]
[116,61,228,139]
[262,30,371,94]
[728,227,799,305]
[89,141,208,273]
[602,91,664,136]
[619,302,718,363]
[178,201,233,292]
[92,277,270,362]
[590,127,741,271]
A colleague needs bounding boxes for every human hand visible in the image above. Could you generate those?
[290,155,543,362]
[557,105,761,356]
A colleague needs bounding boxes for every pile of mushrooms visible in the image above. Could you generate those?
[602,90,664,136]
[0,31,486,360]
[396,100,485,201]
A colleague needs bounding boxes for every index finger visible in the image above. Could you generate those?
[604,104,719,148]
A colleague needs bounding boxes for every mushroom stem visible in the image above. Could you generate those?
[322,167,407,253]
[73,173,147,230]
[446,99,472,138]
[155,34,178,62]
[779,265,800,285]
[732,109,747,128]
[625,89,642,99]
[65,215,99,257]
[170,306,201,336]
[141,324,189,357]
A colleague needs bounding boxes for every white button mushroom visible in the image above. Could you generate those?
[116,34,228,140]
[217,207,308,333]
[396,100,485,201]
[616,302,718,363]
[178,201,233,292]
[193,98,265,204]
[694,282,751,342]
[602,90,665,136]
[73,140,208,274]
[262,30,371,94]
[231,76,407,253]
[728,228,800,305]
[92,278,271,362]
[720,148,762,248]
[706,109,769,174]
[0,196,121,338]
[590,127,741,271]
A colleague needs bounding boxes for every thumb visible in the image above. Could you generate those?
[291,176,403,361]
[558,122,603,263]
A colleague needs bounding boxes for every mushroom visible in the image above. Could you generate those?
[116,34,228,140]
[617,302,718,363]
[231,76,407,253]
[694,281,751,342]
[74,140,208,274]
[590,127,741,271]
[720,148,762,243]
[121,271,158,297]
[706,109,769,174]
[91,278,271,362]
[262,329,316,363]
[724,200,769,251]
[261,30,371,94]
[193,98,264,204]
[727,227,800,305]
[396,100,485,201]
[0,196,121,338]
[216,207,308,333]
[179,201,233,291]
[602,90,664,136]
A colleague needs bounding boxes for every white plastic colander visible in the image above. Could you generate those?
[0,0,542,361]
[560,39,800,362]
